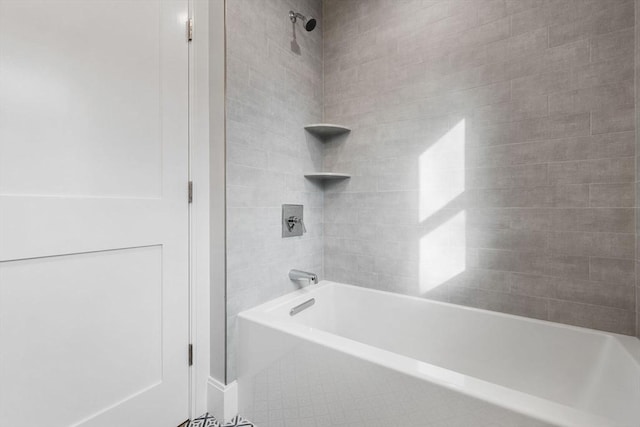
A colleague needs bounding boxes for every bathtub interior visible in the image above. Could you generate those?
[260,282,640,425]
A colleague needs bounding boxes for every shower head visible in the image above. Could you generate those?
[304,17,317,31]
[289,10,317,32]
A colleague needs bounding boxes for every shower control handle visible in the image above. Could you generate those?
[287,216,306,233]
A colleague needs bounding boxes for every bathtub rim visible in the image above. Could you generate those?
[238,280,640,427]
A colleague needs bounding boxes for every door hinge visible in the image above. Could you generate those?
[187,18,193,42]
[188,344,193,366]
[188,181,193,204]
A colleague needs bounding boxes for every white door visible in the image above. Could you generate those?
[0,1,190,426]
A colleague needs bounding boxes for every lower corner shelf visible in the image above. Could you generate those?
[304,173,351,180]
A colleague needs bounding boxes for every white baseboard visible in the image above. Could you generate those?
[207,377,238,423]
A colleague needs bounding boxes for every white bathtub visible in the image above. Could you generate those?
[237,281,640,427]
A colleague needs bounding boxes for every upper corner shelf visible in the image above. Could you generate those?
[304,123,351,139]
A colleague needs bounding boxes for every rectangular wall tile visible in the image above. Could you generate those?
[550,277,635,310]
[548,208,635,233]
[548,300,635,335]
[547,157,634,185]
[546,232,635,259]
[548,1,634,48]
[590,257,635,286]
[511,273,551,298]
[591,28,635,63]
[592,107,635,134]
[589,183,635,207]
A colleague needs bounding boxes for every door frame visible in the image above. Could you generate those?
[188,0,226,418]
[188,0,209,417]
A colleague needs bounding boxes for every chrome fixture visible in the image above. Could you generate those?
[282,204,305,237]
[289,269,318,285]
[289,10,317,31]
[290,298,315,316]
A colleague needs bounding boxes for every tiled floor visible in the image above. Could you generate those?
[188,413,255,427]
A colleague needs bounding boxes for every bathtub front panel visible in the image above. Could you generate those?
[237,316,555,427]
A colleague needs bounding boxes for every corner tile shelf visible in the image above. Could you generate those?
[304,172,351,180]
[304,123,351,139]
[304,123,351,182]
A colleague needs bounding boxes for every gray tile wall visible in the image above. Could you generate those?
[225,0,324,379]
[323,0,637,335]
